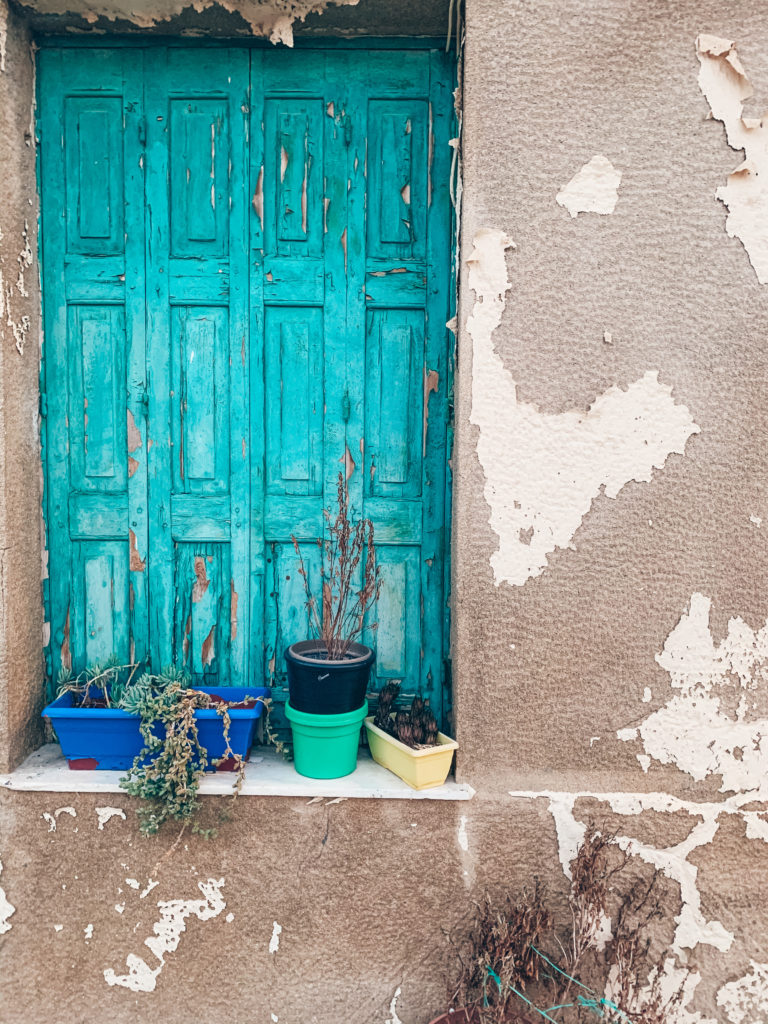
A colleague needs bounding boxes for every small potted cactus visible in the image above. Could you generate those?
[364,682,458,790]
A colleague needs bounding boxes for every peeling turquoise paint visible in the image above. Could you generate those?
[39,44,454,723]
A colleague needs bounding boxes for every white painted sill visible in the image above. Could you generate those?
[0,743,475,800]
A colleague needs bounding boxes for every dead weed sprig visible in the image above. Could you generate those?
[292,471,381,660]
[447,824,698,1024]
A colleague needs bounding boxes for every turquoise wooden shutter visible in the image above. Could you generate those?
[143,49,250,686]
[39,48,147,683]
[39,43,454,722]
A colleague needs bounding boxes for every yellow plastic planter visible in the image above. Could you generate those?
[364,717,458,790]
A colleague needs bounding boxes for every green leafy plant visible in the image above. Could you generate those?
[373,681,439,747]
[292,471,382,659]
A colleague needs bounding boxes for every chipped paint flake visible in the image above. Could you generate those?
[621,593,768,793]
[556,154,622,217]
[466,229,699,587]
[0,859,15,935]
[386,987,404,1024]
[104,878,226,993]
[696,35,768,283]
[718,961,768,1024]
[129,529,146,572]
[42,806,76,832]
[269,920,282,954]
[95,806,126,830]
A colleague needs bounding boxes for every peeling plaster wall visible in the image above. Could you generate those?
[3,1,768,1022]
[0,0,44,772]
[452,0,768,1019]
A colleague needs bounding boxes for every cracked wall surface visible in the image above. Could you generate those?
[2,0,768,1022]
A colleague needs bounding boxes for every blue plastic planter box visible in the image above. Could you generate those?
[42,686,271,771]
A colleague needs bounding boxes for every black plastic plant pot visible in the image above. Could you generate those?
[285,640,375,715]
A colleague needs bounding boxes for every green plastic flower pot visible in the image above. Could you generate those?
[285,700,368,780]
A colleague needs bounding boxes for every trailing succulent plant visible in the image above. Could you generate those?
[118,666,260,839]
[58,658,271,842]
[373,681,439,748]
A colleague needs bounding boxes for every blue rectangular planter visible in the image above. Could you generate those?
[42,686,271,771]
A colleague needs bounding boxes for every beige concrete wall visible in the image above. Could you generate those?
[0,0,44,773]
[2,1,768,1022]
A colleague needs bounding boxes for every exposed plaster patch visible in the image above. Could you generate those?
[0,221,34,355]
[385,987,404,1024]
[53,923,63,932]
[269,920,282,954]
[225,912,234,923]
[140,879,159,899]
[750,514,762,527]
[0,859,15,934]
[42,805,76,832]
[466,229,699,587]
[717,961,768,1024]
[17,0,359,43]
[510,790,740,955]
[620,593,768,793]
[696,35,768,284]
[84,923,94,940]
[95,806,126,830]
[125,878,140,889]
[104,878,226,993]
[556,154,622,217]
[0,0,7,73]
[457,814,469,851]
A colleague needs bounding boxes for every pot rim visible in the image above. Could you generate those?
[286,699,369,726]
[364,716,458,756]
[285,639,375,667]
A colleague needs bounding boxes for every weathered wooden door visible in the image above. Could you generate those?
[39,44,454,721]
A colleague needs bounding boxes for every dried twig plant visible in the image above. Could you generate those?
[445,824,695,1024]
[292,471,381,659]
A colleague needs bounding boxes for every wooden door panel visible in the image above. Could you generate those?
[71,541,131,666]
[264,306,324,497]
[40,48,145,685]
[366,99,429,259]
[67,305,127,493]
[145,48,249,685]
[64,95,124,255]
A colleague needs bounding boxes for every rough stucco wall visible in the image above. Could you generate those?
[452,0,768,1018]
[0,0,44,773]
[3,0,768,1022]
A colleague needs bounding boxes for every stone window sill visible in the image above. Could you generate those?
[0,744,475,800]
